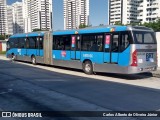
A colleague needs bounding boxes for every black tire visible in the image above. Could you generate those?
[11,54,16,61]
[31,56,36,65]
[83,61,93,75]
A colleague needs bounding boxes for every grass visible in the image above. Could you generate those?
[0,51,6,54]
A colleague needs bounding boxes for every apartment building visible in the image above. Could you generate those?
[109,0,139,25]
[23,0,53,32]
[6,5,13,35]
[137,0,160,23]
[0,0,7,35]
[109,0,160,25]
[63,0,89,30]
[6,2,24,35]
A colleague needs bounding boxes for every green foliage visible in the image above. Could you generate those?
[114,21,124,25]
[141,20,160,31]
[79,24,88,29]
[0,51,6,54]
[0,35,5,40]
[113,19,160,31]
[99,24,104,26]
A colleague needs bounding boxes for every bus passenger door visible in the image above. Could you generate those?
[36,37,43,56]
[71,35,81,60]
[104,33,120,63]
[36,37,40,56]
[110,33,120,63]
[43,32,53,65]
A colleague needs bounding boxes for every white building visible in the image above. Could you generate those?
[109,0,160,25]
[0,0,7,35]
[23,0,53,32]
[108,0,139,25]
[6,5,13,35]
[6,2,24,35]
[156,32,160,67]
[137,0,160,23]
[63,0,89,30]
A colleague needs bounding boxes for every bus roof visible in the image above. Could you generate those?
[9,25,154,38]
[53,25,128,35]
[10,31,45,38]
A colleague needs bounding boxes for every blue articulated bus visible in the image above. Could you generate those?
[6,25,157,74]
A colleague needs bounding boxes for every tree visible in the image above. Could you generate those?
[114,21,123,25]
[141,18,160,31]
[0,35,5,40]
[79,24,88,29]
[99,24,104,26]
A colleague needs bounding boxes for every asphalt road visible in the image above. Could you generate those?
[0,59,160,120]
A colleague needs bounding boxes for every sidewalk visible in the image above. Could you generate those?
[152,67,160,77]
[0,54,160,76]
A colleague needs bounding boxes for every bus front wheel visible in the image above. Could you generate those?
[11,54,16,61]
[31,56,36,65]
[83,61,93,75]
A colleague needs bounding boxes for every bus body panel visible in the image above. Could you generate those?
[6,26,157,74]
[118,46,131,66]
[80,52,104,64]
[71,51,81,60]
[136,44,157,71]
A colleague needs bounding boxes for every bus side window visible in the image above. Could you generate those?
[53,37,62,50]
[63,36,71,50]
[53,36,71,50]
[97,35,103,52]
[120,32,130,52]
[82,35,97,51]
[28,37,37,49]
[8,38,15,48]
[19,38,26,48]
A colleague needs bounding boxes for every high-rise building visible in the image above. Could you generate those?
[137,0,160,23]
[108,0,139,25]
[6,2,24,35]
[63,0,89,30]
[23,0,53,32]
[108,0,160,25]
[6,5,13,35]
[0,0,7,35]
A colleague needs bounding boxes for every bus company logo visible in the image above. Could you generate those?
[110,28,115,32]
[75,31,78,34]
[2,112,11,117]
[61,51,66,57]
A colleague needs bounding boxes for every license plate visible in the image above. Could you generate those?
[146,53,154,62]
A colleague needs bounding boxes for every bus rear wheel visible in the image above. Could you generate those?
[83,61,93,75]
[31,56,36,65]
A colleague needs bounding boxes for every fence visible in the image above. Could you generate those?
[0,40,7,52]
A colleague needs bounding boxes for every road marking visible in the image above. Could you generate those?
[0,89,13,95]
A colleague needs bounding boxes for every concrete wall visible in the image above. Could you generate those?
[0,40,7,52]
[156,32,160,67]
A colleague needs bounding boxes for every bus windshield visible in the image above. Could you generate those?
[133,31,156,44]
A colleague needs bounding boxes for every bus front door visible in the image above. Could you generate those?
[43,32,53,65]
[71,35,81,60]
